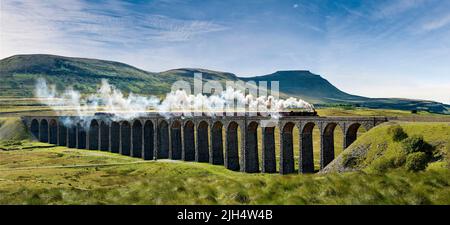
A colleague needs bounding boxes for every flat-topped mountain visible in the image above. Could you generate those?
[242,70,368,104]
[0,54,448,114]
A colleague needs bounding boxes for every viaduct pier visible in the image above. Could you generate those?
[22,113,388,174]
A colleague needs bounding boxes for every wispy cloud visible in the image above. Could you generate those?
[140,15,228,42]
[0,0,227,58]
[373,0,426,19]
[338,4,365,18]
[422,13,450,31]
[1,0,449,104]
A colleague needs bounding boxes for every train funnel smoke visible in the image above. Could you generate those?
[34,77,314,125]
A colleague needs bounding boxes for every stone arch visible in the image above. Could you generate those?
[143,120,154,160]
[132,120,143,158]
[100,121,109,151]
[211,121,224,165]
[362,121,374,132]
[225,121,240,171]
[110,121,120,153]
[320,122,343,169]
[244,121,259,173]
[88,120,99,150]
[262,126,276,173]
[77,123,86,149]
[345,123,361,149]
[49,119,58,144]
[196,121,209,162]
[121,121,131,156]
[170,120,182,160]
[183,121,195,161]
[158,120,169,159]
[39,119,48,142]
[30,119,39,140]
[280,122,295,174]
[58,122,67,146]
[68,125,77,148]
[299,122,315,173]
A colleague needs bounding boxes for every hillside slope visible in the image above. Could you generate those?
[1,54,449,113]
[0,55,244,98]
[242,70,368,104]
[321,122,450,173]
[0,54,174,97]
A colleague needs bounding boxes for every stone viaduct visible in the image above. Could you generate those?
[22,113,388,174]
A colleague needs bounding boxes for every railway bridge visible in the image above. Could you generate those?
[22,113,388,174]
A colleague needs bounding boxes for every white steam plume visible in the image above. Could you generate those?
[35,78,314,126]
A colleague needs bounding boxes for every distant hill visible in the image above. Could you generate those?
[241,70,368,104]
[0,54,449,114]
[0,54,173,97]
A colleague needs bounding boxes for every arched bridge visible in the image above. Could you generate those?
[22,114,388,174]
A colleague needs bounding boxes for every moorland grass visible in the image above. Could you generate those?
[0,114,449,205]
[0,145,449,204]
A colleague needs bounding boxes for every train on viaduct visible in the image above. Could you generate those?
[22,112,388,174]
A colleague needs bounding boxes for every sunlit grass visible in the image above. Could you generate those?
[315,107,447,117]
[0,144,449,205]
[0,110,449,205]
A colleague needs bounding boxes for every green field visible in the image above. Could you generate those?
[0,114,449,205]
[0,142,449,205]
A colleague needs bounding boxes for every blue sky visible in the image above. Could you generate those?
[1,0,449,103]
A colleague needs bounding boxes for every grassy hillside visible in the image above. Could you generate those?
[1,54,449,114]
[0,55,241,98]
[0,54,174,97]
[322,122,450,173]
[0,147,449,205]
[0,117,30,140]
[0,138,449,204]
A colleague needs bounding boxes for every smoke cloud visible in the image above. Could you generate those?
[35,78,314,126]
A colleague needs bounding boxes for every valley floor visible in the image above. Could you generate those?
[0,142,449,205]
[0,107,449,205]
